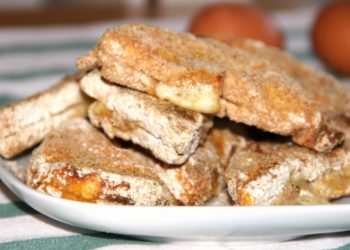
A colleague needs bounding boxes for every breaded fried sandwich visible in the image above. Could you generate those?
[27,118,222,205]
[81,70,212,165]
[76,24,343,153]
[224,116,350,206]
[0,74,90,159]
[8,24,350,208]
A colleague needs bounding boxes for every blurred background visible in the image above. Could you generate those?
[0,0,349,105]
[0,0,320,26]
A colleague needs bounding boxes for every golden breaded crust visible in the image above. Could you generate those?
[77,25,222,114]
[154,139,223,205]
[27,118,177,205]
[205,114,350,205]
[225,135,350,206]
[0,74,90,159]
[225,142,342,205]
[207,121,248,170]
[214,36,348,152]
[77,51,158,96]
[27,118,222,205]
[0,104,86,159]
[213,36,350,117]
[307,116,350,199]
[77,24,342,152]
[310,164,350,200]
[81,70,212,165]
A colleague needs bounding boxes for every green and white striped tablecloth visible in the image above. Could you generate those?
[1,4,350,250]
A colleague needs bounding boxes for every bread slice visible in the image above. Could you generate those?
[76,24,343,153]
[0,74,90,159]
[153,138,222,205]
[81,70,212,165]
[211,35,350,118]
[211,36,348,153]
[207,121,248,170]
[27,118,177,205]
[224,116,350,205]
[309,116,350,200]
[27,118,221,205]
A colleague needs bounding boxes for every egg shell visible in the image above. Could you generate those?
[188,3,284,48]
[312,1,350,75]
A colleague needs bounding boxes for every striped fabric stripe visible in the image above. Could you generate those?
[0,67,75,81]
[0,95,16,106]
[336,243,350,250]
[0,233,155,250]
[96,240,350,250]
[0,215,89,243]
[0,41,95,55]
[0,235,110,250]
[0,202,37,218]
[0,50,84,75]
[0,76,65,97]
[0,214,156,249]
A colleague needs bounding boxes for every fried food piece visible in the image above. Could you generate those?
[154,138,222,205]
[77,24,342,152]
[213,35,350,157]
[310,163,350,200]
[207,121,248,170]
[310,116,350,199]
[77,28,222,114]
[27,118,221,205]
[226,142,338,205]
[0,75,90,159]
[225,116,350,205]
[214,36,350,117]
[27,118,177,205]
[81,70,212,165]
[203,36,344,153]
[205,122,248,207]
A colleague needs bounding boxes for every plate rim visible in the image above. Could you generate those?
[2,162,350,211]
[2,162,350,241]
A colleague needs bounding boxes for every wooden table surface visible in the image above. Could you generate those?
[0,1,160,27]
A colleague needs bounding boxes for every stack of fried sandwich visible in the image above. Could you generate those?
[2,24,350,206]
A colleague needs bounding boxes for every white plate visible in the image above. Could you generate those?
[1,155,350,242]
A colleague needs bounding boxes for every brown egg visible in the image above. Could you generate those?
[312,1,350,75]
[188,3,284,48]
